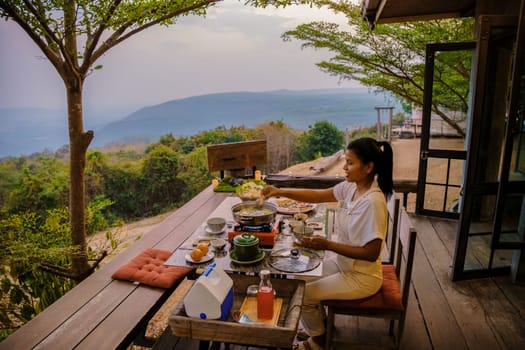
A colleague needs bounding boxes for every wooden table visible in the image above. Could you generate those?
[0,187,231,350]
[166,196,328,349]
[164,196,327,277]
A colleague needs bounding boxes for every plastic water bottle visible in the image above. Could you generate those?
[257,269,274,319]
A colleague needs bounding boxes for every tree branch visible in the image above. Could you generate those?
[0,1,64,74]
[81,0,123,74]
[39,250,108,281]
[90,0,220,64]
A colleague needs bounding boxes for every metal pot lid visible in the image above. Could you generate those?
[269,248,321,273]
[233,233,259,246]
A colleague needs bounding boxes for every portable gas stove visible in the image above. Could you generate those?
[227,218,282,248]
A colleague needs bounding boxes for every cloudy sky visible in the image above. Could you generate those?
[0,1,359,118]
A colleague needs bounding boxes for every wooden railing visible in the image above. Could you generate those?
[0,188,232,350]
[265,175,417,207]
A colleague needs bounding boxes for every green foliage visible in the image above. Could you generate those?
[141,144,183,214]
[282,2,474,134]
[3,156,68,215]
[0,198,113,339]
[176,146,214,202]
[347,125,378,140]
[393,112,407,126]
[103,164,144,218]
[295,120,344,161]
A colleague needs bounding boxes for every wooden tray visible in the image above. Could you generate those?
[169,274,305,348]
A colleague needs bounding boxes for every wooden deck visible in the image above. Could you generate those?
[150,214,525,350]
[3,184,523,350]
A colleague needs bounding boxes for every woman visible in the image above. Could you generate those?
[261,137,393,350]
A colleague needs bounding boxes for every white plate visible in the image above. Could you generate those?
[185,251,215,264]
[205,227,225,235]
[271,198,316,214]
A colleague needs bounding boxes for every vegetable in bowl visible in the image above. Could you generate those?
[235,180,265,200]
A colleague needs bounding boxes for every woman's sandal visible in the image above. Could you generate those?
[292,337,323,350]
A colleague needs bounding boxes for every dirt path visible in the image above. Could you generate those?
[281,138,421,179]
[88,211,174,265]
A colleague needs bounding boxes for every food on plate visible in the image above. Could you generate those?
[274,198,316,214]
[190,248,204,261]
[276,198,294,207]
[236,180,265,200]
[197,242,209,255]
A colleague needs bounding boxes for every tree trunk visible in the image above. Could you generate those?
[66,77,94,284]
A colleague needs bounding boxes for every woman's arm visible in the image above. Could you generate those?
[301,236,382,262]
[261,185,337,203]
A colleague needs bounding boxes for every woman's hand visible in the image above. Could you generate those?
[261,185,280,200]
[300,235,329,250]
[301,236,382,262]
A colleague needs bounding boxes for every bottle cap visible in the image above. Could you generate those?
[260,269,270,278]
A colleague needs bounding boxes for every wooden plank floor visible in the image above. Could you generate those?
[146,214,525,350]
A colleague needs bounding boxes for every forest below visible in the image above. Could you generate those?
[0,118,389,340]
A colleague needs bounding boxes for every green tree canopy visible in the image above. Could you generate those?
[0,0,226,282]
[282,1,475,136]
[296,120,344,161]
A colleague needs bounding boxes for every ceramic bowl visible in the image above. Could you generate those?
[292,225,314,242]
[211,238,227,250]
[232,233,260,261]
[206,217,226,232]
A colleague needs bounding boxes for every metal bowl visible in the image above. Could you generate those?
[231,201,277,225]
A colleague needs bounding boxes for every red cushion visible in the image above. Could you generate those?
[322,264,404,312]
[111,248,193,289]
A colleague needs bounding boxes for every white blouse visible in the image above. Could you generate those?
[332,180,388,279]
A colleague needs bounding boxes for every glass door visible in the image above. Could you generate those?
[416,42,475,219]
[491,9,525,282]
[452,15,521,280]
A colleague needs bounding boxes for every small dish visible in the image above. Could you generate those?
[306,221,323,230]
[185,252,214,264]
[205,227,225,235]
[292,225,314,236]
[230,250,265,265]
[211,238,227,250]
[192,237,211,246]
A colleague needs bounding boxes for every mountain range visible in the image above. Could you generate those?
[0,88,399,157]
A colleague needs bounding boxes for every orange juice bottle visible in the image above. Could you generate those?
[257,270,274,319]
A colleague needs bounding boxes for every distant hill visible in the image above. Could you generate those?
[0,108,68,157]
[0,88,399,157]
[92,88,399,147]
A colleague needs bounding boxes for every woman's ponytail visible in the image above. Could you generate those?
[347,138,394,195]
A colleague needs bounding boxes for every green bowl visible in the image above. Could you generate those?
[232,233,260,261]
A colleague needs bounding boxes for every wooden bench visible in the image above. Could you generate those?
[207,140,267,178]
[0,187,231,350]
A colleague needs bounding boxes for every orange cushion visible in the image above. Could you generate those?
[322,264,404,312]
[111,248,193,289]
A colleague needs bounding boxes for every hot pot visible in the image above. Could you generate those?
[231,201,277,226]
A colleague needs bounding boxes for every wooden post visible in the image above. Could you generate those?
[388,107,394,142]
[375,107,382,140]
